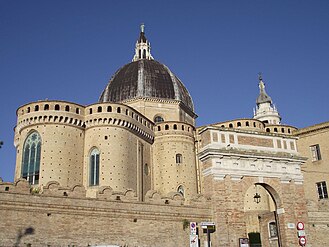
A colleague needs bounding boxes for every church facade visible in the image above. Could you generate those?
[0,26,328,247]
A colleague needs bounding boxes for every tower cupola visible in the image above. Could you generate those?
[132,24,153,61]
[253,74,281,124]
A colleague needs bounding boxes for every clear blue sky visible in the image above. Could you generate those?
[1,0,329,182]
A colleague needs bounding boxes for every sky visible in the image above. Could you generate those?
[1,0,329,182]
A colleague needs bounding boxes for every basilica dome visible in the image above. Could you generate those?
[99,25,194,112]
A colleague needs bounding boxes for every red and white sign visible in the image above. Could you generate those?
[297,222,305,230]
[299,236,306,246]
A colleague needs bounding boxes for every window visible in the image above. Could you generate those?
[65,105,70,112]
[154,115,164,123]
[97,106,102,113]
[316,181,328,199]
[21,132,41,185]
[34,105,39,111]
[310,144,321,161]
[176,154,182,164]
[107,106,112,112]
[89,148,100,186]
[55,104,60,110]
[177,185,184,197]
[44,104,49,110]
[268,222,278,238]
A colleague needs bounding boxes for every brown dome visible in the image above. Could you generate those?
[99,59,194,112]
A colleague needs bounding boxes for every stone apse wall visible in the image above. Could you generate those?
[0,180,211,247]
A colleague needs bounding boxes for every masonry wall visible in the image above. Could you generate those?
[0,180,211,247]
[295,122,329,247]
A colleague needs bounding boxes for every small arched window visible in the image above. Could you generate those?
[143,49,146,59]
[21,132,41,185]
[229,123,233,128]
[34,105,39,112]
[89,108,93,114]
[97,106,102,113]
[281,128,285,133]
[176,153,182,164]
[65,105,70,112]
[27,107,31,113]
[44,104,49,110]
[266,128,270,132]
[154,116,164,123]
[246,122,249,127]
[157,126,161,131]
[274,128,278,132]
[55,104,60,111]
[253,122,256,127]
[76,108,80,114]
[89,148,100,186]
[237,122,241,127]
[173,124,177,130]
[107,106,112,112]
[177,185,184,197]
[117,107,121,113]
[165,125,169,130]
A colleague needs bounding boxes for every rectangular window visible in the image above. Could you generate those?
[316,181,328,199]
[310,144,321,161]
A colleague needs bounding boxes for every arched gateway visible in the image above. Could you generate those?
[197,119,308,247]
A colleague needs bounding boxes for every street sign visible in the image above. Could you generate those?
[297,222,305,230]
[299,236,306,246]
[297,230,306,237]
[190,222,197,235]
[200,222,215,229]
[190,234,199,247]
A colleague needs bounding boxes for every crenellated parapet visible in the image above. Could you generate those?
[154,121,194,138]
[200,119,297,136]
[207,119,265,131]
[85,103,154,144]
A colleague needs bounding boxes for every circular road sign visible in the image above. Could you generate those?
[297,222,305,230]
[299,236,306,246]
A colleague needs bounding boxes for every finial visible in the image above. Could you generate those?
[258,72,262,81]
[140,23,145,33]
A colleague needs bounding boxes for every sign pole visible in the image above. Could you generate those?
[207,228,211,247]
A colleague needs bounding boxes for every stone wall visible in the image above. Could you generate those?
[0,179,211,247]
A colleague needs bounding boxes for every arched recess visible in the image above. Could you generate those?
[244,183,282,247]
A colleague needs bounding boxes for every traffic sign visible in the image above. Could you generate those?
[299,236,306,246]
[297,222,305,230]
[190,234,199,247]
[190,222,197,234]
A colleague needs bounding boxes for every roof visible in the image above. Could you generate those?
[99,59,194,112]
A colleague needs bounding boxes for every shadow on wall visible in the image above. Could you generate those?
[14,227,35,247]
